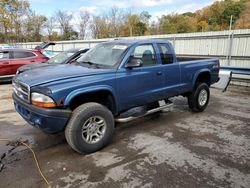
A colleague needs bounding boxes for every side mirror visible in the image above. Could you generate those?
[125,58,143,69]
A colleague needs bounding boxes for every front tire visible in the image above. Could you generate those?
[188,83,210,112]
[65,102,114,154]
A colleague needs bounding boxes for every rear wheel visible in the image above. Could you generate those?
[65,102,114,154]
[188,83,210,112]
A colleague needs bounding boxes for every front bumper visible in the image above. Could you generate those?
[13,93,72,134]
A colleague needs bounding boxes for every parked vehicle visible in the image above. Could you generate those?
[12,39,220,153]
[0,45,20,50]
[17,48,89,74]
[0,42,55,81]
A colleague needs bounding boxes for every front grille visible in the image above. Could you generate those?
[13,79,30,103]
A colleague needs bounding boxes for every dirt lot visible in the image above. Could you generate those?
[0,83,249,188]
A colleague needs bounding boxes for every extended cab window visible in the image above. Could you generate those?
[157,43,173,64]
[0,51,10,59]
[13,51,36,59]
[131,44,156,67]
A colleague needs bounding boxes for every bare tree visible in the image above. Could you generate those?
[90,16,102,39]
[140,11,151,24]
[78,10,90,39]
[90,16,109,39]
[108,7,124,37]
[24,11,47,42]
[44,16,55,40]
[55,10,72,36]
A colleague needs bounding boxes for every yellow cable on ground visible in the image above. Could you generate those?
[0,138,52,188]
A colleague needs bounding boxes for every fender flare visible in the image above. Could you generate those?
[64,85,118,113]
[192,69,211,88]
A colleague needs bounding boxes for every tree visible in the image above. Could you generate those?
[149,21,160,35]
[55,10,72,40]
[1,0,250,42]
[32,13,47,41]
[78,10,90,39]
[159,15,177,34]
[140,11,151,24]
[195,2,224,31]
[220,0,244,29]
[125,14,140,36]
[208,1,225,26]
[90,16,109,39]
[107,7,124,37]
[235,1,250,28]
[198,20,209,32]
[158,14,196,34]
[134,21,147,36]
[44,16,56,40]
[50,31,60,41]
[182,12,196,17]
[24,11,46,42]
[0,0,30,42]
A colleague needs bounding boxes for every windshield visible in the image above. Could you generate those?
[77,43,129,67]
[47,51,74,64]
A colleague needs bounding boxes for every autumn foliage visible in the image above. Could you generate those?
[0,0,250,42]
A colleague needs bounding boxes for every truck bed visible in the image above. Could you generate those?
[177,55,213,62]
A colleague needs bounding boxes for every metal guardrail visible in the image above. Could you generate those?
[220,66,250,75]
[220,66,250,86]
[213,66,250,91]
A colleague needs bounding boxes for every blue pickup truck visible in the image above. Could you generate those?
[12,39,220,153]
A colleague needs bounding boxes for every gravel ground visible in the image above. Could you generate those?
[0,83,249,188]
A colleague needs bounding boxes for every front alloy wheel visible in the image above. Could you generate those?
[65,102,114,154]
[82,116,107,144]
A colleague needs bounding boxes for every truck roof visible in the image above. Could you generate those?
[106,39,171,46]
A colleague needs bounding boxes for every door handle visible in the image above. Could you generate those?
[156,71,162,76]
[2,62,9,64]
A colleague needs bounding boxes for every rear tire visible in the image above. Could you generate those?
[188,83,210,112]
[65,102,114,154]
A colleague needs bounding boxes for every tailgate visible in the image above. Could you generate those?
[35,42,56,51]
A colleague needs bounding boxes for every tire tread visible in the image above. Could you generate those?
[65,102,114,154]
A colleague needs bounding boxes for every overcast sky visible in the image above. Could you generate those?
[29,0,215,20]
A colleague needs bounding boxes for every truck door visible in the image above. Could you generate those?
[157,43,181,97]
[116,43,165,111]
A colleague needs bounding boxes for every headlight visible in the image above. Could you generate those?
[31,92,56,108]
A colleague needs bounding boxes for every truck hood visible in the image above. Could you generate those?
[15,64,113,87]
[18,63,51,74]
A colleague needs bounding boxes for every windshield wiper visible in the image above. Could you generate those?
[77,61,101,68]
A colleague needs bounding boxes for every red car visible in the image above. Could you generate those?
[0,42,55,81]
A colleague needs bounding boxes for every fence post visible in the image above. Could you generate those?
[173,36,176,49]
[227,32,234,66]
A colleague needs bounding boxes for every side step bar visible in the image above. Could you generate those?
[115,102,173,123]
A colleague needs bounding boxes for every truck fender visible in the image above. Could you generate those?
[192,69,211,88]
[64,85,118,112]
